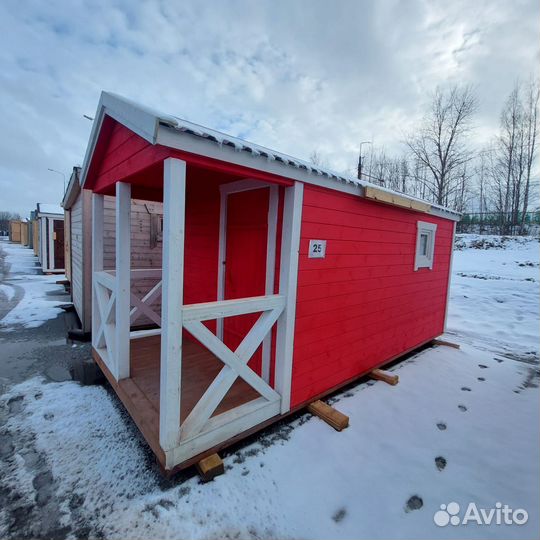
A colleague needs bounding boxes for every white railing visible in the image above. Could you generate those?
[93,268,163,373]
[93,270,117,371]
[180,293,285,441]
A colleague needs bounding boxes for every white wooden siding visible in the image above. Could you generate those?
[70,194,85,323]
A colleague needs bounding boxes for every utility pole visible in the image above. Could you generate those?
[357,141,372,180]
[47,168,66,194]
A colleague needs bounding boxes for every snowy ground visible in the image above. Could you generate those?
[0,240,64,329]
[0,234,538,540]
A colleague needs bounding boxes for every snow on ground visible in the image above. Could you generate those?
[449,235,539,352]
[0,239,64,330]
[0,234,538,540]
[0,284,15,302]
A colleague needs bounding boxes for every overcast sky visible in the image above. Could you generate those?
[0,0,538,217]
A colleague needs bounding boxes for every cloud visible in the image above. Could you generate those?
[0,0,537,216]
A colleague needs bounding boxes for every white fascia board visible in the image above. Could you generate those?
[156,125,363,197]
[62,171,81,209]
[157,125,461,221]
[429,205,461,222]
[80,91,179,188]
[37,213,64,219]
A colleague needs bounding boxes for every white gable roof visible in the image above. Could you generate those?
[37,203,63,216]
[80,91,460,221]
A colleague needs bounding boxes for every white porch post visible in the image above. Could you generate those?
[275,181,303,414]
[115,182,131,380]
[159,158,186,453]
[91,194,104,351]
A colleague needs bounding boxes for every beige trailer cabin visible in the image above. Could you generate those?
[9,220,22,243]
[62,167,164,334]
[20,220,29,246]
[36,203,65,273]
[32,219,39,256]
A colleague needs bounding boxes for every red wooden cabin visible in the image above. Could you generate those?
[81,92,459,472]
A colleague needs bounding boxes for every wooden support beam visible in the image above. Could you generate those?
[196,453,224,482]
[364,185,431,213]
[307,400,349,431]
[115,181,131,380]
[275,182,304,414]
[91,194,104,353]
[433,339,460,349]
[159,158,186,457]
[369,368,399,386]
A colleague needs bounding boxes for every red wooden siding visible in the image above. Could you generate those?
[290,185,454,407]
[183,175,220,308]
[91,120,168,195]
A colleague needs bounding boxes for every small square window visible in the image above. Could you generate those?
[415,221,437,270]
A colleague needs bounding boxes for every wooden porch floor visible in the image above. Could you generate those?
[128,335,259,423]
[93,335,261,469]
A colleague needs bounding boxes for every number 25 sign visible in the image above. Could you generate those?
[308,239,326,259]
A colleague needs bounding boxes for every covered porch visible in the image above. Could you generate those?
[91,157,303,470]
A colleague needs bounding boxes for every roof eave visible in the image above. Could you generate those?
[80,91,179,188]
[79,92,461,221]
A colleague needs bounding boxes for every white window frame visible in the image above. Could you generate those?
[414,221,437,270]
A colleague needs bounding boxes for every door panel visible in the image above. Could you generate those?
[223,188,269,375]
[53,219,65,270]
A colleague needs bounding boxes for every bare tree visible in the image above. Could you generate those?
[0,211,21,236]
[521,79,539,231]
[405,85,478,206]
[309,149,325,167]
[490,79,539,234]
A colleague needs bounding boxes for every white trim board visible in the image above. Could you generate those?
[216,181,279,383]
[275,181,304,414]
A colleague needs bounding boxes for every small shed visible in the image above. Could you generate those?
[9,220,22,243]
[31,217,39,256]
[28,211,37,251]
[20,220,29,246]
[80,92,460,472]
[36,203,65,273]
[62,166,163,334]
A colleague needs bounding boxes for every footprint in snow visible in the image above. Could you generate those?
[332,508,347,523]
[478,364,488,369]
[461,387,472,392]
[458,404,467,411]
[477,377,485,382]
[436,422,447,430]
[405,495,423,512]
[435,456,447,471]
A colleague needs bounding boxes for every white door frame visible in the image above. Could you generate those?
[217,179,279,383]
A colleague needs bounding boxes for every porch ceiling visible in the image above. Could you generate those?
[95,159,268,202]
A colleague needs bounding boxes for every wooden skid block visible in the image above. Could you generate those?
[369,368,399,386]
[307,400,349,431]
[196,454,224,482]
[433,339,460,349]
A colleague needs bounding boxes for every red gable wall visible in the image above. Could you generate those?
[290,185,454,407]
